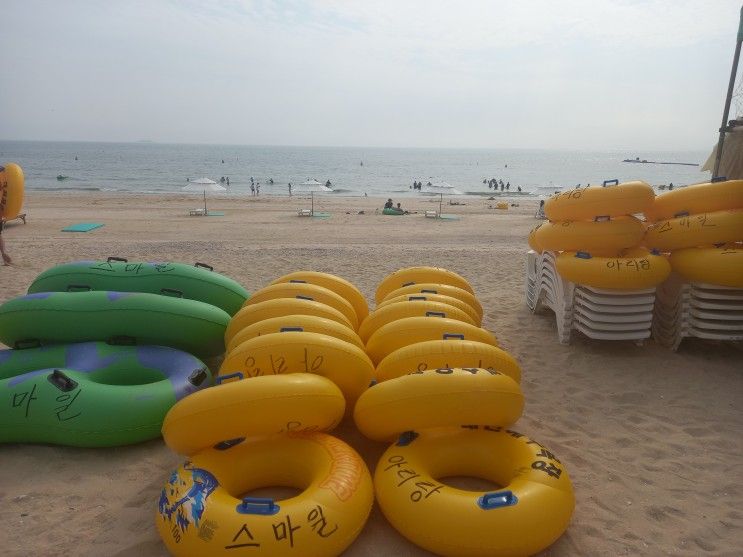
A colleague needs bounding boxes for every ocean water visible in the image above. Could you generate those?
[0,140,711,198]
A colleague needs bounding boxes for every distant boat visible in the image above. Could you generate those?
[56,175,69,181]
[421,181,464,195]
[622,157,698,166]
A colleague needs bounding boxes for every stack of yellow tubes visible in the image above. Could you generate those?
[354,266,575,557]
[155,271,374,557]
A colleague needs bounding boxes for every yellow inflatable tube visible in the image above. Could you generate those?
[377,293,481,325]
[226,314,364,353]
[375,266,474,303]
[220,331,374,405]
[381,282,483,320]
[270,271,369,321]
[555,248,671,289]
[535,215,646,252]
[643,210,743,251]
[354,369,523,442]
[545,180,654,221]
[374,427,574,557]
[528,224,543,253]
[648,179,743,221]
[0,163,24,221]
[244,282,359,330]
[156,432,373,557]
[365,316,497,365]
[358,300,475,343]
[376,339,521,383]
[670,245,743,287]
[162,374,345,456]
[225,298,353,347]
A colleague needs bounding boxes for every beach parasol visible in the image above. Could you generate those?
[296,179,332,193]
[183,178,226,213]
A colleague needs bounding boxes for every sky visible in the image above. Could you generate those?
[1,0,741,150]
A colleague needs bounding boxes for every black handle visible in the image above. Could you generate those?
[408,296,427,301]
[295,295,314,301]
[602,179,619,187]
[443,333,465,340]
[107,256,128,263]
[48,370,78,392]
[66,284,92,292]
[194,262,213,271]
[711,176,727,183]
[214,437,246,450]
[14,338,41,350]
[280,327,304,332]
[160,288,184,298]
[188,367,209,386]
[425,311,446,317]
[289,279,308,283]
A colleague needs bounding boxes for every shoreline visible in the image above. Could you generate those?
[1,191,740,556]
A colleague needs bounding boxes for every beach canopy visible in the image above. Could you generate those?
[702,124,743,179]
[422,181,464,195]
[296,179,332,192]
[183,178,226,213]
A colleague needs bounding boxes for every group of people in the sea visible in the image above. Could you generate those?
[484,178,522,192]
[410,181,432,190]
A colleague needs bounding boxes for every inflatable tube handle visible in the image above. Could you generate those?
[593,215,610,222]
[160,288,184,298]
[443,333,465,340]
[425,311,446,318]
[420,289,439,294]
[280,327,304,332]
[402,281,416,287]
[188,367,209,386]
[66,284,92,292]
[107,256,128,263]
[107,335,137,346]
[602,179,619,187]
[214,437,245,450]
[711,176,727,183]
[288,279,308,283]
[478,491,518,510]
[48,370,78,392]
[408,296,427,301]
[396,431,419,446]
[295,295,314,301]
[673,211,690,218]
[237,497,280,515]
[194,262,213,271]
[575,251,592,259]
[14,338,41,350]
[216,372,244,384]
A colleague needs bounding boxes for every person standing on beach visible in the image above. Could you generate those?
[0,221,11,265]
[288,183,292,196]
[250,184,255,196]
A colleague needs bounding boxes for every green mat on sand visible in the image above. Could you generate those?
[437,214,461,220]
[206,211,225,216]
[62,223,105,232]
[312,212,331,219]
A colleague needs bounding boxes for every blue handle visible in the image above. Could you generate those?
[236,497,280,515]
[602,179,619,187]
[575,251,592,259]
[443,333,465,340]
[396,431,419,446]
[216,372,244,384]
[711,176,727,183]
[478,490,518,510]
[280,327,304,332]
[295,295,314,301]
[425,311,446,317]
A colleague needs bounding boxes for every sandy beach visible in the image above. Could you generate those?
[1,191,741,557]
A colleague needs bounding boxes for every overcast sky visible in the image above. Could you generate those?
[1,1,741,150]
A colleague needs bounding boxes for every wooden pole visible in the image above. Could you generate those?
[713,5,743,178]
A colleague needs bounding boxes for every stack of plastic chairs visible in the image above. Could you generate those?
[644,178,743,350]
[527,180,671,344]
[653,272,743,350]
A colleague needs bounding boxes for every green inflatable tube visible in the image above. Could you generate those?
[0,291,230,358]
[0,342,212,446]
[28,259,249,316]
[382,208,406,215]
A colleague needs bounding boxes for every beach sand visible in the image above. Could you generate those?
[1,192,741,556]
